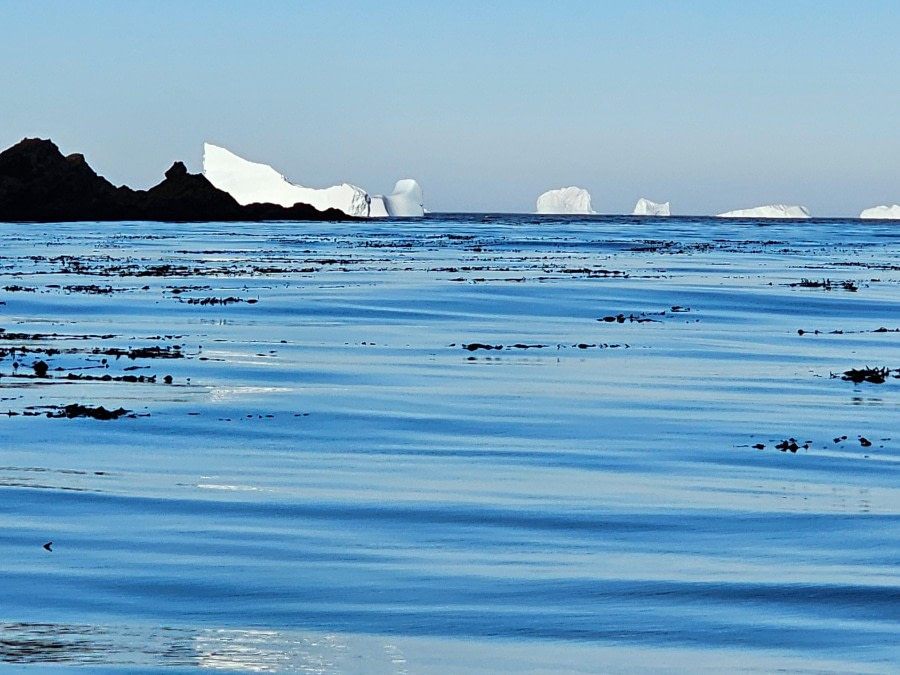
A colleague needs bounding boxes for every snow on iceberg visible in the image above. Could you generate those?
[536,187,595,215]
[203,143,369,217]
[859,204,900,219]
[716,204,810,219]
[203,143,424,218]
[632,198,670,216]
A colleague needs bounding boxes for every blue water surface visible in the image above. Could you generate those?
[0,214,898,672]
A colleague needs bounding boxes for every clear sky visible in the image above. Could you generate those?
[2,1,899,215]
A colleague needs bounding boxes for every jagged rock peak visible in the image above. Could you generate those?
[0,137,354,222]
[165,161,188,179]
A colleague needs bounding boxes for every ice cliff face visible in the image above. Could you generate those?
[203,144,424,218]
[859,204,900,219]
[716,204,810,219]
[632,198,670,216]
[535,187,595,215]
[203,143,369,217]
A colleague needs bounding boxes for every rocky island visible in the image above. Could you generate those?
[0,138,354,222]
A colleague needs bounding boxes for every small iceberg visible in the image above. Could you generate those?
[368,179,425,217]
[859,204,900,219]
[717,204,810,219]
[536,187,595,215]
[632,198,670,216]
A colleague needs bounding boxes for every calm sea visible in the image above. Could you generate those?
[0,215,898,673]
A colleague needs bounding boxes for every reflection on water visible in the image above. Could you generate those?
[0,623,408,673]
[195,629,353,673]
[0,622,109,665]
[0,465,108,493]
[850,396,884,406]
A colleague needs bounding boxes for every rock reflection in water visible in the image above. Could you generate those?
[0,622,110,665]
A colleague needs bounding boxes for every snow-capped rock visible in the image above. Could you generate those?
[716,204,810,219]
[535,187,595,215]
[859,204,900,219]
[632,198,670,216]
[203,143,370,217]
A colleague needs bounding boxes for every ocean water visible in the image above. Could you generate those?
[0,214,898,673]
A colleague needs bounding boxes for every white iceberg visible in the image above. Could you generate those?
[369,179,425,217]
[632,198,670,216]
[859,204,900,219]
[536,186,596,215]
[203,143,369,217]
[367,196,389,218]
[203,143,424,218]
[716,204,810,219]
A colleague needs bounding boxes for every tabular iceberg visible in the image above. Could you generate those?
[632,198,670,216]
[859,204,900,219]
[536,187,595,215]
[716,204,811,219]
[203,143,424,218]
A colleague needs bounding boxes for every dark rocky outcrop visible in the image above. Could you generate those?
[0,138,352,222]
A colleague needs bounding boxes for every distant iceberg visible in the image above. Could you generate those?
[203,143,423,218]
[632,198,670,216]
[859,204,900,219]
[536,186,595,215]
[716,204,811,219]
[368,179,425,218]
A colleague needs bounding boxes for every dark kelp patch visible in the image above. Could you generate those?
[178,296,258,306]
[598,307,694,324]
[797,327,900,336]
[90,345,185,360]
[739,434,890,453]
[0,329,118,341]
[833,367,900,384]
[10,404,137,420]
[456,342,628,353]
[786,278,861,291]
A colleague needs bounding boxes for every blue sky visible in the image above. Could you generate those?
[2,1,898,215]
